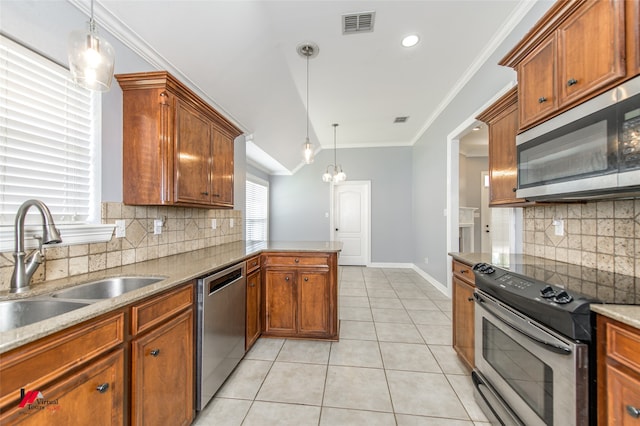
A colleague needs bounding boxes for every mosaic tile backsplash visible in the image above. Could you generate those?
[0,203,242,292]
[523,200,640,278]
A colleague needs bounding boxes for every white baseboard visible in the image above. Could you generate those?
[350,262,451,298]
[366,262,414,269]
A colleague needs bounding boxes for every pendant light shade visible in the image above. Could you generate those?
[297,42,318,164]
[322,123,347,183]
[68,0,115,92]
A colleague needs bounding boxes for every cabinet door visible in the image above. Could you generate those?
[211,128,234,208]
[557,0,625,107]
[174,100,211,205]
[1,349,124,426]
[246,270,261,350]
[518,36,557,129]
[298,271,330,336]
[488,99,525,206]
[606,363,640,425]
[452,276,474,370]
[131,310,194,426]
[263,270,296,335]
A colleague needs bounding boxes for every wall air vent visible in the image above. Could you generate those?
[342,11,376,34]
[394,116,409,123]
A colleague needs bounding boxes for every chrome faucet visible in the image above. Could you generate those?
[10,200,62,293]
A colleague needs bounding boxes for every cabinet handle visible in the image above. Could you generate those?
[304,277,309,281]
[285,276,290,282]
[150,349,161,357]
[567,78,578,86]
[213,194,220,197]
[538,96,547,103]
[96,383,109,394]
[467,297,474,302]
[627,405,640,418]
[201,192,209,196]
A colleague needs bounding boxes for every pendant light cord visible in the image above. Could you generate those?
[306,51,310,139]
[333,124,337,167]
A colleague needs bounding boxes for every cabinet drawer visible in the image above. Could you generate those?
[246,255,260,274]
[263,254,329,268]
[607,321,640,372]
[606,363,640,425]
[131,283,194,335]
[0,311,125,410]
[452,260,475,285]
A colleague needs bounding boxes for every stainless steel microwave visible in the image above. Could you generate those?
[516,75,640,201]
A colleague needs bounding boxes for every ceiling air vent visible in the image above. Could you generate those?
[342,11,375,34]
[394,116,409,123]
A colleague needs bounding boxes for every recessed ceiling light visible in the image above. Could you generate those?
[472,126,481,131]
[401,34,419,48]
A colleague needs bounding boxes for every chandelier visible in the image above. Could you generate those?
[322,123,347,183]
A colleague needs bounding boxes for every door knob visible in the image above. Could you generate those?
[335,228,339,231]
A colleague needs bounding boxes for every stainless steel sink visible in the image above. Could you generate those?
[0,300,90,332]
[51,277,165,300]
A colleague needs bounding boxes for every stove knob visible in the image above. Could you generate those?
[485,266,495,274]
[473,263,487,272]
[540,285,557,298]
[553,290,573,304]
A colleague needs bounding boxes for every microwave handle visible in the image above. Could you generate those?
[474,292,572,355]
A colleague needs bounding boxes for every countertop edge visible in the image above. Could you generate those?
[591,304,640,330]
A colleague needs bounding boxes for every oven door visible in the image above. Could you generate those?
[473,290,589,426]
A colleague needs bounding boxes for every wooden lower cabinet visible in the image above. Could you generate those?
[131,309,193,426]
[298,271,330,335]
[263,270,297,335]
[452,276,475,370]
[245,268,261,351]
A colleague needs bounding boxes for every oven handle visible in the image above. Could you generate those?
[474,292,572,355]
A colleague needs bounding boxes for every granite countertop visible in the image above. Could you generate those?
[0,240,342,354]
[449,251,640,329]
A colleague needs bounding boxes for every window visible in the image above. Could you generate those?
[245,175,268,241]
[0,35,100,225]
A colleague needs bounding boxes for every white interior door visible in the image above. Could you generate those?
[481,171,492,252]
[331,181,370,266]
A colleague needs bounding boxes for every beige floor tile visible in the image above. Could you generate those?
[368,289,399,298]
[379,342,441,373]
[244,338,285,361]
[276,339,331,364]
[256,362,327,406]
[407,309,451,325]
[340,306,373,321]
[341,280,367,289]
[400,298,440,310]
[416,324,453,345]
[369,297,405,309]
[372,308,413,323]
[447,374,489,422]
[434,299,453,312]
[242,401,321,426]
[374,322,424,344]
[386,370,469,419]
[365,282,394,291]
[395,288,429,299]
[340,295,370,308]
[429,345,470,375]
[340,287,369,297]
[323,366,393,412]
[396,414,475,425]
[339,320,378,341]
[320,407,396,426]
[330,339,383,368]
[216,360,272,400]
[192,397,251,426]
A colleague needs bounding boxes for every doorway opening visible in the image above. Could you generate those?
[330,180,371,266]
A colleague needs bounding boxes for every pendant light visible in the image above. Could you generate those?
[68,0,115,92]
[322,123,347,183]
[297,42,319,164]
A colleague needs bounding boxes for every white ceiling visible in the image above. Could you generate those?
[93,0,533,174]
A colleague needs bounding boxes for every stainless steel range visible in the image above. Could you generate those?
[471,262,600,426]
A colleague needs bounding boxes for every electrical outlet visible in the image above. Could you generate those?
[153,219,163,235]
[552,219,564,236]
[115,220,126,238]
[211,219,217,229]
[230,219,234,228]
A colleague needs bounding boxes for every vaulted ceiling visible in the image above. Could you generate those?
[89,1,539,174]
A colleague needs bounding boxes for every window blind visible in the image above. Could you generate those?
[0,35,99,225]
[246,177,268,241]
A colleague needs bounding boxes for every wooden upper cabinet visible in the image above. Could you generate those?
[518,37,557,128]
[501,0,634,131]
[116,71,241,209]
[557,0,625,106]
[477,87,527,206]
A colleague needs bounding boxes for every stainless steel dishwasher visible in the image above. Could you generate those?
[196,263,246,411]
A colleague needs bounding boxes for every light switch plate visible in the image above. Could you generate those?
[230,219,234,228]
[115,220,126,238]
[153,219,163,235]
[211,219,217,229]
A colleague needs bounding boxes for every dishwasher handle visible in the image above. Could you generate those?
[204,266,245,296]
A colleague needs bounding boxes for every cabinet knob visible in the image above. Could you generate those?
[460,269,468,274]
[201,192,209,196]
[304,277,309,281]
[295,258,299,263]
[285,276,290,282]
[567,78,578,86]
[96,383,109,394]
[467,297,474,302]
[512,187,517,192]
[150,349,161,357]
[213,194,220,197]
[627,405,640,418]
[249,282,255,287]
[538,96,547,103]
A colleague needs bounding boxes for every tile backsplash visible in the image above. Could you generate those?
[0,203,242,291]
[523,200,639,277]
